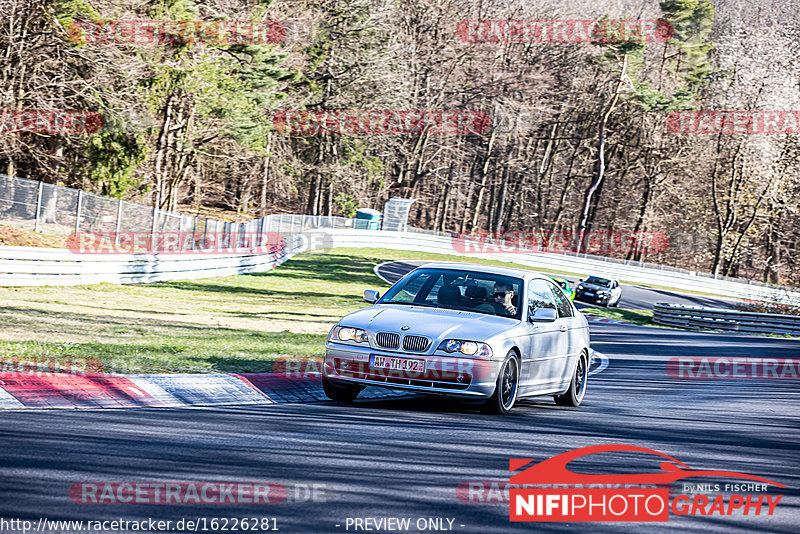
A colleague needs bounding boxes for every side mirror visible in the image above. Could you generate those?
[529,307,557,322]
[363,289,380,303]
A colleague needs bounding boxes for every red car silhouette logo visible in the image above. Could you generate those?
[510,444,785,487]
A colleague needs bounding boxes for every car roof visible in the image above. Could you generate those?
[585,274,619,281]
[411,261,550,280]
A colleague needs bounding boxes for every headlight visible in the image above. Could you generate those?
[438,339,492,357]
[577,285,584,290]
[332,326,369,343]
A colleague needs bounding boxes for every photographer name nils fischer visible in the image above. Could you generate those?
[342,517,459,531]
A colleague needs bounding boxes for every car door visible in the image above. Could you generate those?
[519,278,567,394]
[546,280,584,388]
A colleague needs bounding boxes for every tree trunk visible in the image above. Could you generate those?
[261,132,273,216]
[576,54,629,251]
[153,93,175,208]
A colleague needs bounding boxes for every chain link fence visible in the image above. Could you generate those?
[0,172,791,293]
[0,174,376,251]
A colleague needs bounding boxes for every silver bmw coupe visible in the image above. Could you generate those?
[322,262,591,413]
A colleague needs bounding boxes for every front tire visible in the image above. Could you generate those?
[482,353,520,414]
[554,352,588,407]
[322,376,364,402]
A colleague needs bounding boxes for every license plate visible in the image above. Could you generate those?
[370,355,425,373]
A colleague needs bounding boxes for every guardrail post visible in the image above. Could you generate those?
[75,190,84,233]
[34,181,43,232]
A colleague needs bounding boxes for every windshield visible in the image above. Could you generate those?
[380,268,523,319]
[584,276,611,287]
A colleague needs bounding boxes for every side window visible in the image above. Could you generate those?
[527,279,556,312]
[547,281,574,318]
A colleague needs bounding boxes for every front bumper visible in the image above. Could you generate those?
[324,342,500,399]
[576,292,610,304]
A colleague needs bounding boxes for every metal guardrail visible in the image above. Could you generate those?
[2,225,800,305]
[0,238,305,286]
[652,303,800,336]
[407,226,791,291]
[315,229,800,305]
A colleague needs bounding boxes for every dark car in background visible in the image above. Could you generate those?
[575,276,622,307]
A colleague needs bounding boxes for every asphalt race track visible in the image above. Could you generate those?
[1,261,797,534]
[374,260,743,310]
[1,316,799,533]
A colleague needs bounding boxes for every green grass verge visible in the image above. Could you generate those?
[4,247,553,374]
[0,250,387,374]
[579,307,658,327]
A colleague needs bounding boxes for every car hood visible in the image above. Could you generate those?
[340,304,518,343]
[579,283,611,291]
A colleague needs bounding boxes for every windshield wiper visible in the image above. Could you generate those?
[384,301,437,307]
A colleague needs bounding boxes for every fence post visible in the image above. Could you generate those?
[151,206,157,252]
[75,190,84,233]
[34,181,43,232]
[114,199,123,246]
[191,216,197,250]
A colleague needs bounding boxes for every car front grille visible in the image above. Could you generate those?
[402,335,430,352]
[334,360,471,391]
[375,332,400,349]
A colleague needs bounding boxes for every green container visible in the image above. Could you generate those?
[355,208,382,230]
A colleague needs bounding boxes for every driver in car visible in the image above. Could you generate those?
[476,281,517,316]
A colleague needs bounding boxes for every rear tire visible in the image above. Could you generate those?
[322,376,364,402]
[482,352,520,414]
[554,352,588,407]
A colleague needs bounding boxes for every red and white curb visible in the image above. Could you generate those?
[0,371,405,410]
